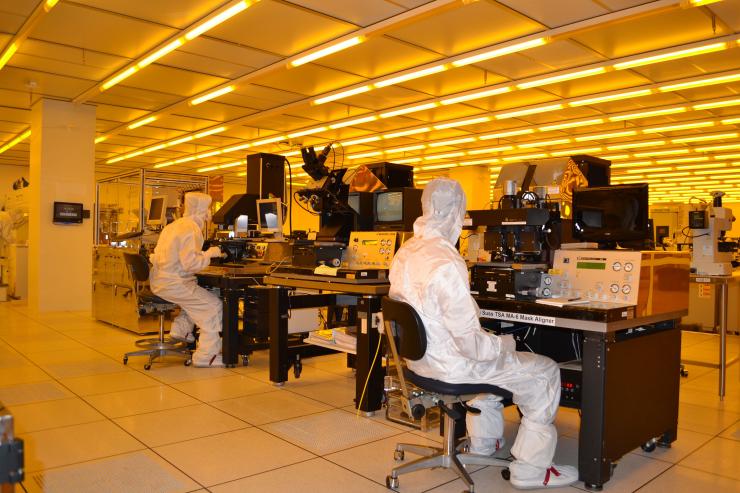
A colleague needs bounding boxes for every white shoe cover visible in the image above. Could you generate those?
[193,353,225,368]
[468,437,506,456]
[510,464,578,490]
[168,330,194,344]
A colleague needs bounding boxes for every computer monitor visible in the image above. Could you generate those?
[572,184,649,243]
[146,196,167,227]
[373,188,423,231]
[256,198,283,236]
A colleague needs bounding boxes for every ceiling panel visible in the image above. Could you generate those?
[709,0,740,31]
[0,66,94,100]
[159,51,256,80]
[571,8,732,59]
[337,85,429,111]
[284,0,405,27]
[0,88,32,110]
[462,87,561,112]
[71,0,229,29]
[314,35,442,79]
[542,70,651,98]
[143,114,221,133]
[397,66,507,97]
[179,37,281,70]
[497,0,609,28]
[121,65,229,98]
[525,40,607,70]
[95,104,150,123]
[385,1,543,56]
[282,102,369,123]
[250,64,367,96]
[0,0,38,34]
[174,101,258,122]
[247,113,322,132]
[224,84,305,109]
[205,0,357,57]
[32,2,177,59]
[90,85,185,110]
[474,53,552,81]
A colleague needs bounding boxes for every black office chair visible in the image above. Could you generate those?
[121,252,192,370]
[381,296,512,493]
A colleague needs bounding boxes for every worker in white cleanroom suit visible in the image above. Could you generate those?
[389,178,578,489]
[149,192,225,367]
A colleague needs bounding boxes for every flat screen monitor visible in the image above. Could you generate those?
[572,184,649,243]
[256,198,283,235]
[146,196,167,227]
[53,202,83,224]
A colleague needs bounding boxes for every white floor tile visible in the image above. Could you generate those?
[8,397,105,434]
[83,385,199,418]
[212,389,332,425]
[679,436,740,481]
[637,464,740,493]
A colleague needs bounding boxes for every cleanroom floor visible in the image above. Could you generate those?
[1,302,739,493]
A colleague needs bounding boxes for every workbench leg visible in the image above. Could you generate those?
[718,282,728,400]
[355,296,384,414]
[221,288,240,367]
[579,333,610,491]
[269,287,290,385]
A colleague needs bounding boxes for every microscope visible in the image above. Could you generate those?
[689,191,737,276]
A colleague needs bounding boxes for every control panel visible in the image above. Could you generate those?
[559,362,582,409]
[553,250,642,305]
[537,272,562,299]
[345,231,398,270]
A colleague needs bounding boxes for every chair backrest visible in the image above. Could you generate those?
[381,296,427,361]
[122,252,150,282]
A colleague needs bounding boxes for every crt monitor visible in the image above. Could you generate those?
[373,188,423,231]
[256,198,283,235]
[147,196,167,227]
[572,184,649,243]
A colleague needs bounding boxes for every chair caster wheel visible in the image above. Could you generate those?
[144,364,151,370]
[293,361,302,378]
[123,356,128,365]
[394,449,404,461]
[386,475,399,490]
[501,468,511,481]
[242,355,249,366]
[184,359,192,366]
[641,439,656,453]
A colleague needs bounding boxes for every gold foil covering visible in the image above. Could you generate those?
[559,159,589,218]
[348,165,387,192]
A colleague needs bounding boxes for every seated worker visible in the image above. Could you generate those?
[389,178,578,489]
[149,192,225,367]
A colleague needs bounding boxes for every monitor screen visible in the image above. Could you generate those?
[375,191,404,222]
[147,197,166,224]
[53,202,83,224]
[572,184,649,243]
[257,199,281,231]
[347,193,360,214]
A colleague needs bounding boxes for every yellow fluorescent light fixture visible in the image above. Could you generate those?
[196,150,222,159]
[195,127,226,139]
[609,107,687,121]
[185,0,254,41]
[696,143,740,152]
[101,66,138,91]
[659,73,740,92]
[538,119,605,132]
[153,161,175,169]
[429,138,475,147]
[693,98,740,110]
[45,0,59,9]
[575,131,638,142]
[433,117,491,130]
[0,43,18,70]
[380,103,438,119]
[144,144,166,153]
[695,168,740,175]
[222,143,250,153]
[382,128,430,139]
[375,64,447,88]
[385,145,426,153]
[288,127,327,138]
[459,159,501,166]
[394,157,421,163]
[168,135,195,146]
[468,146,514,155]
[721,117,740,125]
[218,161,244,169]
[341,136,381,146]
[328,116,377,129]
[687,0,724,7]
[601,154,629,160]
[190,85,235,106]
[420,163,457,170]
[313,85,371,105]
[614,42,728,70]
[672,132,739,143]
[716,153,740,159]
[252,135,286,146]
[607,140,665,150]
[94,136,108,144]
[550,147,602,156]
[569,89,654,107]
[619,162,658,169]
[634,149,689,157]
[127,116,157,130]
[440,87,512,105]
[480,129,534,140]
[423,152,464,161]
[139,39,183,68]
[642,121,715,133]
[502,153,548,162]
[496,104,563,119]
[197,166,219,173]
[676,162,722,169]
[517,67,607,90]
[290,36,363,67]
[451,37,549,67]
[518,138,571,149]
[349,151,382,159]
[649,172,692,178]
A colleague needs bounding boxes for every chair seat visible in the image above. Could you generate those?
[404,368,513,400]
[138,288,177,309]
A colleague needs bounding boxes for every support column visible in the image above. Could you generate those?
[449,165,490,209]
[29,99,95,312]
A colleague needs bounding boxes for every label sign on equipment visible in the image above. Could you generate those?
[480,309,556,326]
